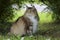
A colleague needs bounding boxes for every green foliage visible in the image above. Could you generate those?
[0,34,60,40]
[0,0,14,34]
[41,0,60,22]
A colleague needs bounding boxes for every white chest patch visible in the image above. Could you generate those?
[26,14,38,33]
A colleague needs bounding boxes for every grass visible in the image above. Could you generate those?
[39,12,53,23]
[0,35,60,40]
[0,10,60,40]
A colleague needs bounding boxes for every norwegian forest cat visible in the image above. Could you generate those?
[10,5,39,37]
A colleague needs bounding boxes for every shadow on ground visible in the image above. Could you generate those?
[37,22,60,38]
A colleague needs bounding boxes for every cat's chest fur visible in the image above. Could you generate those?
[26,14,38,33]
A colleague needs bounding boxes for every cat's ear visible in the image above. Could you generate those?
[25,5,28,8]
[24,4,28,8]
[31,4,35,8]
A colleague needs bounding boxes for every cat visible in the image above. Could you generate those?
[10,4,39,40]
